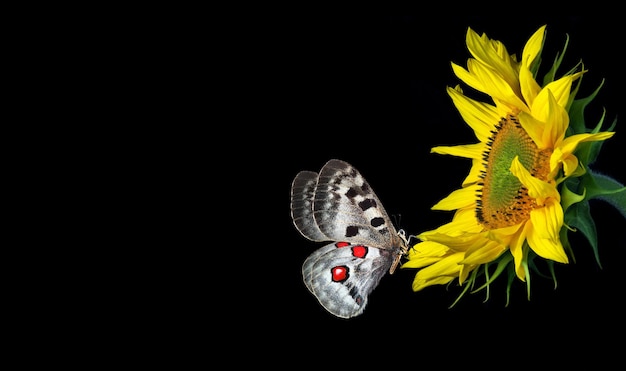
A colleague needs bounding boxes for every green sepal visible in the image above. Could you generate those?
[470,252,513,294]
[559,148,624,270]
[583,170,626,219]
[581,170,626,212]
[563,197,600,267]
[541,33,569,86]
[574,113,617,167]
[568,78,605,136]
[561,177,587,212]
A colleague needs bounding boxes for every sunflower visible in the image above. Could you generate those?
[403,25,625,305]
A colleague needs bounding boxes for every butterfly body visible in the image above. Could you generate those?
[290,159,408,318]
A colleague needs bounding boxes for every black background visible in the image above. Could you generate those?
[253,16,625,357]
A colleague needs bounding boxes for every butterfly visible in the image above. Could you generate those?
[290,159,409,318]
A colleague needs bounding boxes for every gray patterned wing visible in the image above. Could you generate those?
[302,241,397,319]
[291,170,329,242]
[312,159,399,249]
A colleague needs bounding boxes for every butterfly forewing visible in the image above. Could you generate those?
[290,170,328,242]
[312,159,398,248]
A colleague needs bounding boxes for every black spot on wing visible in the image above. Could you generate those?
[359,198,376,211]
[370,217,385,227]
[345,225,358,237]
[346,187,358,199]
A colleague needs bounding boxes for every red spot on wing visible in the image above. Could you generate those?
[351,245,368,258]
[331,265,349,282]
[335,242,350,248]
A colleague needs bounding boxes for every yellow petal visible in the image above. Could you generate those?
[509,222,531,281]
[465,59,527,111]
[542,72,584,109]
[521,25,545,69]
[431,143,484,159]
[518,111,548,150]
[458,263,479,285]
[556,131,616,155]
[447,86,500,142]
[452,62,483,94]
[509,157,567,263]
[527,201,568,263]
[424,207,483,236]
[460,238,506,265]
[462,159,484,187]
[412,274,456,292]
[519,64,541,109]
[519,25,545,107]
[403,241,450,268]
[551,132,615,175]
[431,184,480,211]
[411,253,464,291]
[417,231,476,252]
[549,148,579,178]
[530,89,569,147]
[465,27,519,94]
[510,156,559,204]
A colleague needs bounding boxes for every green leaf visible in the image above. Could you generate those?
[574,109,608,165]
[563,200,601,268]
[542,33,569,86]
[559,225,573,263]
[585,170,626,219]
[568,78,605,135]
[583,170,626,203]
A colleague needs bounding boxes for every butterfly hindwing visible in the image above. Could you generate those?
[302,242,395,319]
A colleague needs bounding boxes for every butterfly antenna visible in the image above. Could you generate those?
[393,213,403,226]
[406,233,419,246]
